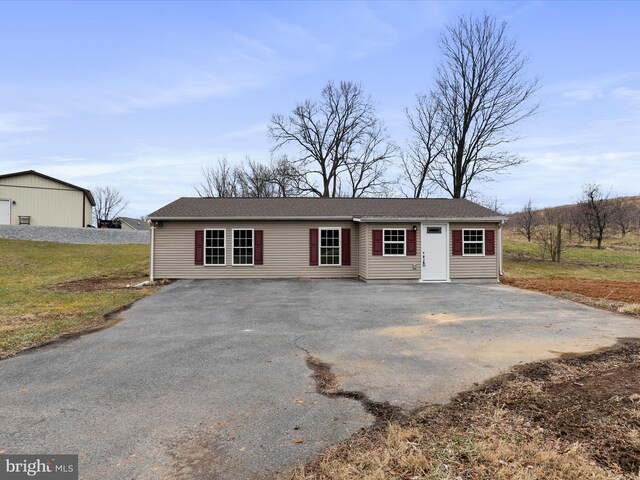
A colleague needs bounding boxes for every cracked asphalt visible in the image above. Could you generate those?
[1,280,638,479]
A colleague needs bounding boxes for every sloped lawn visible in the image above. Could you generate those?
[0,238,158,358]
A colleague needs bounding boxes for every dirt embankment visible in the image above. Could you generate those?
[502,276,640,304]
[52,275,144,292]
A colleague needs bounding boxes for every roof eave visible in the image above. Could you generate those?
[149,215,508,222]
[148,215,356,221]
[359,216,508,222]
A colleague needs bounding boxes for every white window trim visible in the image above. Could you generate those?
[318,227,341,266]
[204,228,226,266]
[462,228,485,256]
[232,228,255,266]
[382,228,406,257]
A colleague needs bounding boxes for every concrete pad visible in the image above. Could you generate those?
[1,280,638,479]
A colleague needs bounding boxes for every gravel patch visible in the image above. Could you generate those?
[0,225,149,244]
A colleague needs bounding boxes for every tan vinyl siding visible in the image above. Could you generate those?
[153,220,359,279]
[449,223,499,279]
[358,223,368,279]
[365,223,420,280]
[0,174,88,227]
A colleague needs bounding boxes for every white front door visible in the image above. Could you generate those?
[0,200,10,225]
[421,224,448,282]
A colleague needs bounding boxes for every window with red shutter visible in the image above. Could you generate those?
[372,229,382,256]
[309,228,319,266]
[341,228,351,266]
[452,230,462,256]
[485,230,495,256]
[254,230,264,265]
[406,229,417,256]
[194,230,204,265]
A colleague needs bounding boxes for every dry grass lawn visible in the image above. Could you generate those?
[0,238,159,358]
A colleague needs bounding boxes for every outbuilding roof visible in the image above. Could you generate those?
[0,169,96,206]
[116,216,150,231]
[149,197,506,221]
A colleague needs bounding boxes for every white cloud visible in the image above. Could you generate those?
[0,113,45,134]
[552,71,640,102]
[611,87,640,101]
[562,87,603,101]
[79,72,234,116]
[219,123,268,140]
[491,149,640,212]
[29,147,269,217]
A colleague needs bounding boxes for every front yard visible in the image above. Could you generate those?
[290,232,640,479]
[1,235,638,479]
[0,238,157,358]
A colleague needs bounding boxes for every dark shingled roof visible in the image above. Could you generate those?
[149,197,505,220]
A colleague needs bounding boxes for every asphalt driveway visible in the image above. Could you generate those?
[1,280,638,479]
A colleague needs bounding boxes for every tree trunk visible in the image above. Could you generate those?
[555,220,562,262]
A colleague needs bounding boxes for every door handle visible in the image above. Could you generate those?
[422,252,425,267]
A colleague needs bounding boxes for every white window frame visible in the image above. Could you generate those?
[232,228,255,266]
[204,228,226,266]
[319,227,341,266]
[382,228,406,256]
[462,228,485,256]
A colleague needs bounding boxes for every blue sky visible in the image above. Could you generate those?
[1,1,639,216]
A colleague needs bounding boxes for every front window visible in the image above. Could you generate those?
[383,229,405,256]
[204,229,226,265]
[320,228,340,265]
[463,229,484,255]
[233,229,254,265]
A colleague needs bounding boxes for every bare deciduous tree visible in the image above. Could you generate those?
[195,158,239,198]
[612,199,638,238]
[269,80,397,197]
[195,156,300,198]
[411,14,538,198]
[515,198,537,242]
[342,123,397,197]
[466,191,503,214]
[268,156,300,197]
[575,183,615,249]
[93,186,128,226]
[402,95,445,198]
[535,209,563,262]
[236,158,277,198]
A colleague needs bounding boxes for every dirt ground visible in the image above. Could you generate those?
[290,339,640,479]
[502,276,640,304]
[51,275,144,292]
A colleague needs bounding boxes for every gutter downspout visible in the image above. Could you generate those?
[150,225,155,282]
[498,221,504,277]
